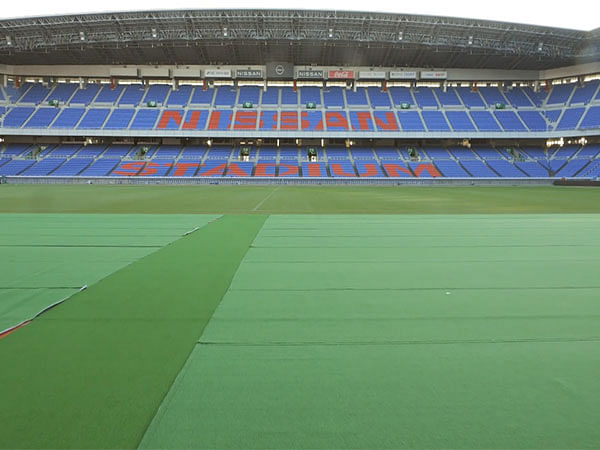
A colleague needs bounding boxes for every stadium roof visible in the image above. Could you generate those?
[0,9,598,70]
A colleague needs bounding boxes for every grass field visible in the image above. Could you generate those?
[1,185,599,449]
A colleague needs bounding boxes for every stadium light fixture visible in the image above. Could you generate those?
[538,42,543,52]
[398,31,403,41]
[79,31,86,42]
[223,27,228,37]
[328,28,333,38]
[6,36,12,46]
[468,36,473,45]
[151,28,158,38]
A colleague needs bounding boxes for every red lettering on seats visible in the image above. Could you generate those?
[278,163,299,177]
[113,162,144,176]
[157,111,182,129]
[255,163,276,177]
[227,163,251,176]
[198,163,227,176]
[383,163,413,177]
[280,112,298,130]
[171,162,199,176]
[326,112,349,130]
[233,111,257,130]
[413,163,442,177]
[353,112,373,130]
[207,111,230,130]
[301,112,324,130]
[307,163,323,177]
[330,163,356,177]
[375,112,399,130]
[139,162,165,176]
[359,163,379,177]
[183,111,203,130]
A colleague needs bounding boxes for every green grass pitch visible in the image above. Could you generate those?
[0,185,599,449]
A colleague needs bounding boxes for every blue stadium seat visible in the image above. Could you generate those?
[486,159,527,177]
[48,83,78,103]
[389,87,415,106]
[413,88,439,108]
[479,87,508,106]
[397,111,425,131]
[504,88,534,107]
[435,88,462,106]
[20,158,67,176]
[70,84,101,105]
[326,147,350,160]
[103,145,132,158]
[351,147,374,159]
[460,160,498,177]
[470,111,502,131]
[569,81,599,105]
[301,161,328,177]
[2,144,32,157]
[214,87,237,107]
[524,87,547,107]
[24,107,59,128]
[180,146,207,159]
[423,147,452,159]
[346,88,369,107]
[94,85,124,104]
[494,111,527,131]
[79,159,121,176]
[166,85,193,106]
[47,144,82,158]
[129,109,160,129]
[119,84,145,105]
[0,159,36,175]
[75,145,106,158]
[3,107,35,127]
[375,147,401,160]
[456,87,485,107]
[300,87,321,106]
[78,109,111,129]
[52,108,86,128]
[579,106,600,130]
[238,86,261,105]
[153,146,183,159]
[515,161,549,177]
[367,88,392,108]
[434,160,470,177]
[519,111,547,131]
[189,87,215,105]
[421,111,450,131]
[556,108,585,130]
[19,84,51,104]
[547,83,575,105]
[143,85,170,104]
[555,159,591,177]
[103,109,135,129]
[445,111,476,131]
[261,88,280,105]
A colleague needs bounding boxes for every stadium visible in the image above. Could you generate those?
[1,6,600,449]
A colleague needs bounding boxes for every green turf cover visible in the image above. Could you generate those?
[141,215,600,449]
[0,215,266,449]
[0,214,211,333]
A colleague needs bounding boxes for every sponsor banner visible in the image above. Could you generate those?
[328,70,355,79]
[420,71,448,79]
[267,62,294,79]
[236,69,263,79]
[358,71,386,79]
[389,71,418,80]
[296,70,324,79]
[204,69,232,78]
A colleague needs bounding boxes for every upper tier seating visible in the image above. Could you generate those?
[95,85,124,104]
[547,83,575,105]
[456,88,486,108]
[70,84,101,105]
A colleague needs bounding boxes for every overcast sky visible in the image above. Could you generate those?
[0,0,597,31]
